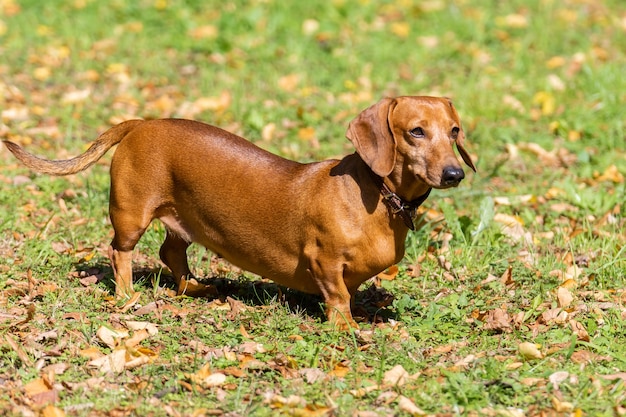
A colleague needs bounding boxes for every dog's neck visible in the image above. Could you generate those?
[370,173,431,231]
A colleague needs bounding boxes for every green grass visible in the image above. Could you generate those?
[1,0,625,416]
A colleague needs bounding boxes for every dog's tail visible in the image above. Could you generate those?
[3,119,144,176]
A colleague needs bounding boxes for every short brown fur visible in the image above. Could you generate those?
[3,96,475,328]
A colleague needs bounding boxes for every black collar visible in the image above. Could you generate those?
[371,174,431,230]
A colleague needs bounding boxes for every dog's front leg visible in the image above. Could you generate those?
[158,230,217,297]
[307,263,358,330]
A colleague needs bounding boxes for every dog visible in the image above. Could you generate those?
[3,96,475,328]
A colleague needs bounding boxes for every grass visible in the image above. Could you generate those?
[1,0,626,416]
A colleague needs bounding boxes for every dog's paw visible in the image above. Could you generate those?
[177,278,218,298]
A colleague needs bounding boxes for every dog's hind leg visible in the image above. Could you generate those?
[108,212,150,298]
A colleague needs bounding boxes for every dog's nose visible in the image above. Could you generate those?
[442,166,465,186]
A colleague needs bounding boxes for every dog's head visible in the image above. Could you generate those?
[346,96,476,189]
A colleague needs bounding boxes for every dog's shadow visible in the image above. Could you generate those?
[77,263,396,325]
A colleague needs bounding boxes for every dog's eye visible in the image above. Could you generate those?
[451,127,460,139]
[409,127,425,138]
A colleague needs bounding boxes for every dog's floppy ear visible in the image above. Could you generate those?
[447,99,477,172]
[346,97,398,177]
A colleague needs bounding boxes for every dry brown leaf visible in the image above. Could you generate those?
[541,307,568,325]
[500,265,515,286]
[569,320,590,342]
[450,354,477,372]
[124,329,150,348]
[299,368,326,384]
[24,377,58,406]
[483,308,512,332]
[125,320,159,335]
[599,372,626,381]
[88,348,126,374]
[494,213,533,246]
[4,334,33,366]
[548,371,570,389]
[79,346,104,360]
[397,395,426,416]
[556,287,574,308]
[184,363,227,388]
[96,326,129,349]
[383,364,409,386]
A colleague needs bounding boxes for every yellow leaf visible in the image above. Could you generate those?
[37,24,54,36]
[298,127,316,141]
[533,91,556,116]
[518,342,543,360]
[595,165,624,183]
[33,67,51,81]
[329,362,350,378]
[496,14,529,28]
[546,56,566,69]
[390,22,410,38]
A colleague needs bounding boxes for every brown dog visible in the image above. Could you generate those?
[3,96,475,328]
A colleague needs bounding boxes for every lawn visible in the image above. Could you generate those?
[1,0,625,416]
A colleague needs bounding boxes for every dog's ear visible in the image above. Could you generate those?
[346,97,398,177]
[447,99,477,172]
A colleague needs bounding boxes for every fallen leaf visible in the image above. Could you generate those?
[552,396,574,412]
[5,334,33,366]
[548,371,569,389]
[483,308,512,332]
[518,342,543,360]
[494,213,533,246]
[556,287,574,308]
[41,405,66,417]
[383,364,409,386]
[377,265,399,281]
[125,320,159,335]
[299,368,326,384]
[328,362,350,378]
[96,326,129,349]
[88,349,126,374]
[599,373,626,381]
[595,164,624,183]
[569,320,590,342]
[188,25,218,40]
[397,395,426,416]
